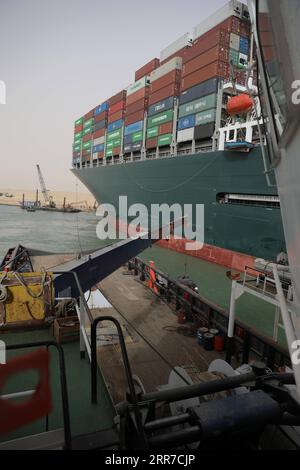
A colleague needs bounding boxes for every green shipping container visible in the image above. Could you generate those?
[75,117,83,127]
[73,145,81,152]
[82,141,92,150]
[148,109,173,128]
[107,129,122,142]
[106,149,113,157]
[106,138,121,150]
[74,137,82,145]
[83,118,94,129]
[158,134,172,147]
[75,131,83,139]
[132,131,143,143]
[195,109,216,126]
[178,93,217,118]
[146,126,159,138]
[229,48,239,66]
[83,126,93,135]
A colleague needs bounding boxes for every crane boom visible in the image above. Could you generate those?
[36,164,55,207]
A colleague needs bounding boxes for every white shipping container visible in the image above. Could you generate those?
[177,128,195,143]
[93,136,105,145]
[150,57,182,83]
[127,76,149,97]
[160,33,192,63]
[230,32,240,51]
[193,0,245,40]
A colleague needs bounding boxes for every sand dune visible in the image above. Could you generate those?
[0,188,95,208]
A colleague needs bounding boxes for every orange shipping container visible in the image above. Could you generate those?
[108,110,124,124]
[112,146,121,156]
[84,110,94,121]
[125,98,148,116]
[108,90,127,106]
[82,133,92,143]
[94,111,107,122]
[182,45,229,77]
[146,137,157,149]
[183,28,230,64]
[125,110,145,125]
[150,70,181,94]
[181,61,230,92]
[126,87,149,106]
[109,100,126,115]
[75,124,83,133]
[159,122,173,135]
[135,58,160,82]
[93,128,105,139]
[148,83,180,106]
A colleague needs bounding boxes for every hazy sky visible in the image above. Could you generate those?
[0,0,226,193]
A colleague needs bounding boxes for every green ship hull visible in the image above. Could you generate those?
[72,148,285,264]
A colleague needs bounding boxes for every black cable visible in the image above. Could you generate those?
[97,288,191,386]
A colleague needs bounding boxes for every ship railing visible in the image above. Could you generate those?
[129,258,290,370]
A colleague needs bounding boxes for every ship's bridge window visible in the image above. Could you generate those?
[217,192,280,208]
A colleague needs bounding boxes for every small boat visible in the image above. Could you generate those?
[26,207,36,212]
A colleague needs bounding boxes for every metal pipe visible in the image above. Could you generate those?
[91,316,147,448]
[145,413,190,432]
[141,372,256,404]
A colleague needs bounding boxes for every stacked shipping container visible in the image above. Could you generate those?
[146,57,182,149]
[72,1,252,166]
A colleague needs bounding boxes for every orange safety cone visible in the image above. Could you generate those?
[148,261,158,294]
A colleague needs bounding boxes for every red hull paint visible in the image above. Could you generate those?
[115,218,255,272]
[157,237,255,272]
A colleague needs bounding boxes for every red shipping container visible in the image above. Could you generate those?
[109,100,126,115]
[84,110,94,121]
[181,61,230,92]
[112,146,121,156]
[182,45,229,78]
[260,31,274,47]
[126,87,149,106]
[148,83,180,106]
[125,110,145,125]
[82,133,92,143]
[258,13,271,32]
[150,70,181,94]
[94,111,107,123]
[160,46,189,66]
[108,110,124,124]
[108,90,127,106]
[97,151,104,159]
[125,98,148,116]
[93,128,105,139]
[135,58,160,82]
[146,138,158,149]
[75,124,83,133]
[159,122,173,135]
[183,29,230,64]
[231,16,251,37]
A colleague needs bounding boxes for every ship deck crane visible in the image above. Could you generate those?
[36,164,56,208]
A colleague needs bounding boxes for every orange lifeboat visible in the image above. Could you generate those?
[227,93,254,116]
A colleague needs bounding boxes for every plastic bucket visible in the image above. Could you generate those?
[203,333,215,351]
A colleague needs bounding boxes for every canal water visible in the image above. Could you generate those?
[0,204,284,343]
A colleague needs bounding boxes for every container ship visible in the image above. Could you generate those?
[72,0,285,272]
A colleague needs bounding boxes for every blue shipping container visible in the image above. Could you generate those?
[179,78,219,105]
[124,120,143,136]
[124,134,133,145]
[93,144,104,153]
[178,114,196,131]
[94,102,108,116]
[94,119,106,131]
[148,97,175,117]
[107,119,124,133]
